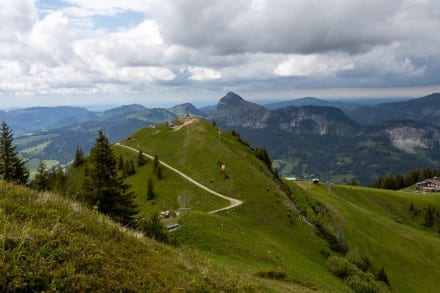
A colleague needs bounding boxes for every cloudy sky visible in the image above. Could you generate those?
[1,0,440,108]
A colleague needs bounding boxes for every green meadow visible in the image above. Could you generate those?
[289,181,440,292]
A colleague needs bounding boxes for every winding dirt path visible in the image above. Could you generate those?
[115,143,243,214]
[172,117,198,131]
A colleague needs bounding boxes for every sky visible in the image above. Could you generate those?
[1,0,440,108]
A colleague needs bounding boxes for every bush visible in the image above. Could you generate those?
[346,273,381,293]
[254,270,287,281]
[376,267,390,286]
[137,213,169,243]
[328,255,386,293]
[327,256,359,279]
[346,249,371,272]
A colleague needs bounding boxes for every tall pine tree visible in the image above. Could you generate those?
[0,121,29,184]
[73,146,85,167]
[83,131,138,226]
[147,177,155,200]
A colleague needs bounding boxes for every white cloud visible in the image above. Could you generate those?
[73,20,165,68]
[0,0,439,106]
[148,0,410,54]
[0,2,176,97]
[274,54,354,77]
[108,66,176,83]
[28,12,71,63]
[188,67,222,81]
[0,0,37,42]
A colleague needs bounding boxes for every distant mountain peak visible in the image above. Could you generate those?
[167,103,203,117]
[226,91,240,97]
[208,92,268,128]
[219,92,246,105]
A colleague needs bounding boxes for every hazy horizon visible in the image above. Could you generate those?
[0,93,417,111]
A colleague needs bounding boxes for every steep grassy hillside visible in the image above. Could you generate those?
[117,118,349,291]
[289,181,440,292]
[113,147,230,215]
[0,181,313,292]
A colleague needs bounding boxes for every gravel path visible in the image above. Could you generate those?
[115,143,243,214]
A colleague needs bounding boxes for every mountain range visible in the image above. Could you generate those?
[0,103,203,136]
[13,103,203,171]
[8,91,440,183]
[209,92,440,184]
[347,93,440,126]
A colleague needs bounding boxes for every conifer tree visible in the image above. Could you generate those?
[156,165,163,180]
[83,131,138,226]
[122,159,136,177]
[147,177,155,200]
[153,154,160,173]
[0,121,29,184]
[49,166,66,194]
[137,150,147,167]
[73,146,85,167]
[32,161,49,191]
[153,154,162,179]
[424,205,435,228]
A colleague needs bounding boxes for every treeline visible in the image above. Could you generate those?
[369,168,440,190]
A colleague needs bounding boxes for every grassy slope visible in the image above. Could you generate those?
[113,147,229,215]
[0,181,313,292]
[65,150,229,217]
[290,182,440,292]
[120,119,348,292]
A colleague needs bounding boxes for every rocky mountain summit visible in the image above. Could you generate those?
[209,92,356,135]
